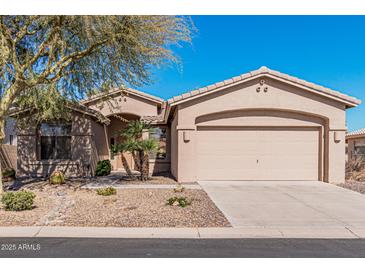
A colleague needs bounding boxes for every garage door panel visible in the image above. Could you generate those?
[197,127,319,181]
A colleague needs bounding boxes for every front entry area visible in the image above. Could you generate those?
[196,127,321,181]
[107,113,140,171]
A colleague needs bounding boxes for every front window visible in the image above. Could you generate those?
[39,122,72,160]
[149,127,167,160]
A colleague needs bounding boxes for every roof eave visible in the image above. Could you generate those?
[9,105,110,125]
[168,72,361,108]
[82,87,164,105]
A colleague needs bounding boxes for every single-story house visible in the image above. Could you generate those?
[346,128,365,162]
[5,66,362,183]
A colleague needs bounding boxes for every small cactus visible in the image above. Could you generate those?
[49,171,65,185]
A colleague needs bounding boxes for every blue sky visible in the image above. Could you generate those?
[140,16,365,132]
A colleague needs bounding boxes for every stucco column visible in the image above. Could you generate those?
[177,125,197,183]
[328,129,346,184]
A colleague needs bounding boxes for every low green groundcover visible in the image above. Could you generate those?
[166,196,192,207]
[1,191,36,211]
[96,187,117,196]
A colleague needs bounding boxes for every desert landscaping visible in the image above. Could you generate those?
[0,174,230,228]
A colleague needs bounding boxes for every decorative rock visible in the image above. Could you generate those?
[174,185,185,193]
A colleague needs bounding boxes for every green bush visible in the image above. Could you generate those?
[1,191,36,211]
[166,196,192,207]
[95,160,112,176]
[96,187,117,196]
[49,171,65,184]
[2,167,15,178]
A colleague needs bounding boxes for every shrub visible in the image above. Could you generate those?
[1,191,36,211]
[95,160,112,176]
[96,187,117,196]
[3,168,15,178]
[49,171,65,185]
[166,196,192,207]
[346,157,365,182]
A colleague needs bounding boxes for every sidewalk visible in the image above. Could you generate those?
[2,226,365,239]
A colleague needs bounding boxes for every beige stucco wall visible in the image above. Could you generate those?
[173,77,347,184]
[16,112,104,177]
[170,111,178,179]
[91,120,109,160]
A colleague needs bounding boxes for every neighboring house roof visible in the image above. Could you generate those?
[167,66,361,108]
[9,103,110,125]
[347,128,365,138]
[81,87,164,105]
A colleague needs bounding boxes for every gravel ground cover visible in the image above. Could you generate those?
[0,183,229,227]
[338,180,365,194]
[62,188,229,227]
[117,175,191,185]
[72,172,197,186]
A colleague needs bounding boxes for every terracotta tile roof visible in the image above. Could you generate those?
[167,66,361,107]
[347,128,365,137]
[141,115,164,123]
[82,87,164,105]
[9,103,110,125]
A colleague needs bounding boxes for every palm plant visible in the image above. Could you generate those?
[114,120,158,181]
[121,120,150,140]
[139,139,159,181]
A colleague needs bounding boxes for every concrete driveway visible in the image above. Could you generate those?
[199,181,365,231]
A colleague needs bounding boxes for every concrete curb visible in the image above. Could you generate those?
[1,226,365,239]
[81,184,201,189]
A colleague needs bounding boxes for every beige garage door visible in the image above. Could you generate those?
[196,127,320,181]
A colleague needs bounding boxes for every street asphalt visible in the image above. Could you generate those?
[1,238,365,258]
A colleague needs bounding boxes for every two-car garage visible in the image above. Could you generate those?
[168,67,360,184]
[196,127,321,181]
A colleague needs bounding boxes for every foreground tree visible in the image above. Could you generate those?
[0,15,193,192]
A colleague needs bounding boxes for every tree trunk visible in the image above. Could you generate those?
[0,118,5,194]
[0,83,21,194]
[132,151,140,171]
[121,153,133,177]
[142,153,150,181]
[0,145,3,194]
[138,150,144,181]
